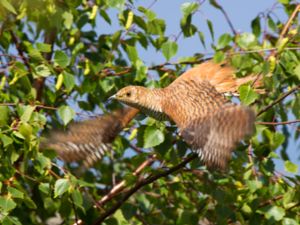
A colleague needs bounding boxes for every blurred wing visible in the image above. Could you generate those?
[42,107,139,167]
[181,105,255,169]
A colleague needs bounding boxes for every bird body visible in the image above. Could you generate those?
[44,61,260,169]
[115,61,256,169]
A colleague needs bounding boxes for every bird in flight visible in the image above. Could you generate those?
[45,61,261,169]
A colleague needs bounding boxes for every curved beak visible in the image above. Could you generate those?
[107,94,116,103]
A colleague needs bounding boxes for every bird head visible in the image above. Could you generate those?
[111,86,146,107]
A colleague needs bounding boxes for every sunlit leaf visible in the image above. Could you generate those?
[143,126,165,148]
[57,106,75,125]
[54,50,70,68]
[54,179,70,198]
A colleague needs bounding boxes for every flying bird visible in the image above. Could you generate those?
[44,61,261,169]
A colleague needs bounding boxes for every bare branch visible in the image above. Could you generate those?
[256,119,300,126]
[279,4,300,40]
[256,84,300,116]
[92,154,197,225]
[95,154,157,208]
[211,0,237,35]
[9,31,31,72]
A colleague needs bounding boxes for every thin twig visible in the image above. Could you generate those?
[96,154,157,207]
[247,143,258,179]
[279,4,300,40]
[9,31,31,72]
[92,154,197,225]
[0,102,58,110]
[259,195,283,208]
[212,0,237,35]
[256,119,300,125]
[256,84,300,116]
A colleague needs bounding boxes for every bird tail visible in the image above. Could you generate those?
[41,107,139,167]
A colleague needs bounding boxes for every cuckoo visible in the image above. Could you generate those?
[44,61,261,169]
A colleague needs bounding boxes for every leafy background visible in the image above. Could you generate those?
[0,0,299,224]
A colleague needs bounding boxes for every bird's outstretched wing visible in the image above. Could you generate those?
[42,107,139,167]
[163,63,255,169]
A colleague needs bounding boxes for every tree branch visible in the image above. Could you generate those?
[9,31,31,72]
[279,4,300,40]
[92,154,197,225]
[256,119,300,126]
[211,0,237,35]
[95,154,157,208]
[256,84,300,116]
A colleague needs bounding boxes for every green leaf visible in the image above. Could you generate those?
[293,64,300,80]
[213,51,225,63]
[145,9,156,21]
[207,19,214,40]
[36,43,51,53]
[19,122,32,140]
[0,106,9,126]
[125,45,139,64]
[143,126,165,148]
[284,161,298,174]
[251,16,261,37]
[246,180,263,193]
[1,215,22,225]
[23,197,37,209]
[198,31,206,48]
[57,105,75,125]
[282,218,298,225]
[54,50,70,68]
[39,183,50,195]
[272,132,285,149]
[264,206,285,221]
[71,189,83,208]
[135,59,148,82]
[1,0,17,14]
[8,187,24,199]
[113,209,127,224]
[278,0,290,4]
[217,33,232,49]
[239,84,259,105]
[237,32,256,49]
[63,11,73,29]
[20,105,35,122]
[0,196,17,212]
[54,178,70,198]
[0,134,13,148]
[180,2,199,18]
[107,0,125,10]
[63,71,75,92]
[35,64,51,77]
[147,19,165,35]
[121,203,137,220]
[161,41,178,61]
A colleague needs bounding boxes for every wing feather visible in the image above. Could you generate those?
[42,107,139,167]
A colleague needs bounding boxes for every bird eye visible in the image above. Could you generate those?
[126,91,131,97]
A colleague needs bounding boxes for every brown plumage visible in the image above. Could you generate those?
[44,61,260,169]
[43,107,138,167]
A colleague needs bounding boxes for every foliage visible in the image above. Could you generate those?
[0,0,300,224]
